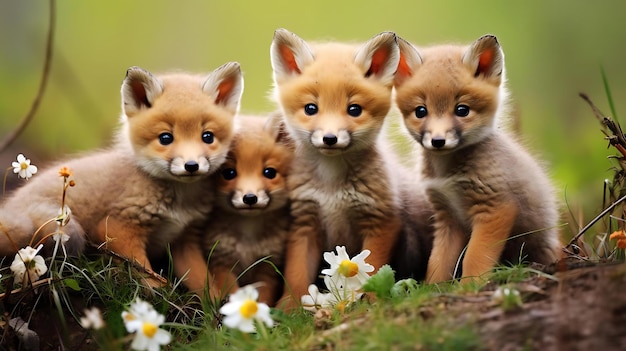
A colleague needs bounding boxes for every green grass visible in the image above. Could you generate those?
[0,251,489,350]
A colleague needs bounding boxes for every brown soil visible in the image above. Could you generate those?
[428,259,626,350]
[472,264,626,350]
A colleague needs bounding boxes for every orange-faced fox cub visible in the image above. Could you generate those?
[270,28,403,308]
[0,62,243,291]
[202,114,293,305]
[393,34,561,283]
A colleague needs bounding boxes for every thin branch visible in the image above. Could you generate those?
[567,193,626,247]
[580,92,626,157]
[0,0,55,152]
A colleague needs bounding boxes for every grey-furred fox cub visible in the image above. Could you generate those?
[0,62,243,292]
[202,113,293,305]
[393,34,561,283]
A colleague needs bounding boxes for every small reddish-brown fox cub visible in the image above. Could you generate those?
[270,28,404,308]
[393,34,561,283]
[202,114,293,305]
[0,62,243,291]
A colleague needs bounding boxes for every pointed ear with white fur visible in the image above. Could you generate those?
[354,31,400,85]
[270,28,315,82]
[202,61,244,114]
[121,66,164,117]
[462,34,504,83]
[394,37,423,87]
[264,110,293,147]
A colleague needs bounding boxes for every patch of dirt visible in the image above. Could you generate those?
[442,260,626,350]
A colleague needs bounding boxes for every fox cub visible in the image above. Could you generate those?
[0,63,243,291]
[270,28,403,307]
[202,114,293,305]
[393,34,561,283]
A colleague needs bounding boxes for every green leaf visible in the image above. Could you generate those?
[362,264,395,300]
[63,278,81,291]
[391,278,420,298]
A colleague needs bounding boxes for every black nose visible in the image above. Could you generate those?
[243,193,258,205]
[431,138,446,149]
[323,134,338,146]
[184,161,199,173]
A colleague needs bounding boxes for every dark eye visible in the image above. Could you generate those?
[455,105,470,117]
[159,132,174,145]
[221,168,237,180]
[415,106,428,118]
[202,131,214,144]
[263,167,277,179]
[304,103,318,116]
[347,104,362,117]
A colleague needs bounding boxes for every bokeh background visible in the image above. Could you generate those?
[1,0,626,238]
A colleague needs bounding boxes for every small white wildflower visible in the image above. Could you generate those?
[56,205,71,227]
[321,246,374,290]
[12,154,37,180]
[80,307,105,330]
[301,282,337,311]
[10,244,48,286]
[492,286,522,311]
[122,298,171,351]
[53,205,72,243]
[219,284,274,333]
[301,275,363,312]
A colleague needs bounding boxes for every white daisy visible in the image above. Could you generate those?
[301,275,363,311]
[10,244,48,286]
[11,154,37,180]
[122,298,171,351]
[219,284,274,333]
[321,246,374,290]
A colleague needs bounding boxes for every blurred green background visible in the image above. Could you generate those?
[1,0,626,235]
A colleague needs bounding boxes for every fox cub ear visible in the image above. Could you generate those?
[122,66,164,117]
[202,61,244,114]
[394,37,423,87]
[270,28,315,82]
[264,110,293,148]
[354,31,399,84]
[462,34,503,82]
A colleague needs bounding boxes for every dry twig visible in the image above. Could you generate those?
[0,0,55,152]
[567,93,626,248]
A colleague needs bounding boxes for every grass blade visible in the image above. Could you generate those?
[601,66,619,122]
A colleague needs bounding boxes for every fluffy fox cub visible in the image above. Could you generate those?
[202,114,293,305]
[0,62,243,291]
[270,28,403,307]
[393,35,561,283]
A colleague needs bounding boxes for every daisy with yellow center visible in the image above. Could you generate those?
[219,284,274,333]
[321,246,374,290]
[121,298,171,351]
[11,154,37,180]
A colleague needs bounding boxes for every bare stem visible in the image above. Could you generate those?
[0,0,56,152]
[567,193,626,247]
